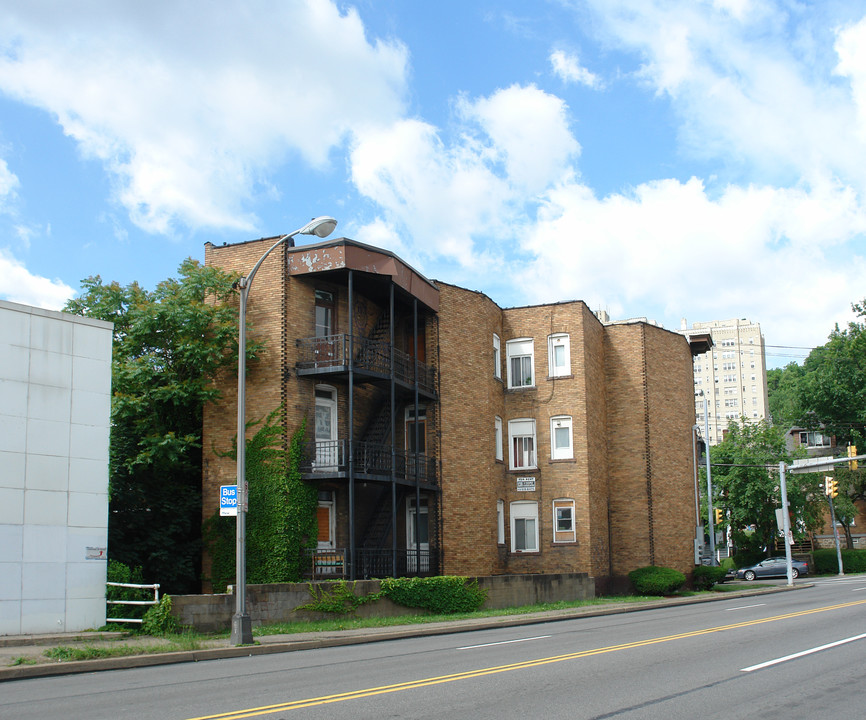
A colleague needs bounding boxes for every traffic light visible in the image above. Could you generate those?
[849,444,858,471]
[824,476,838,498]
[714,508,722,524]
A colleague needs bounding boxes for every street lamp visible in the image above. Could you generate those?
[231,216,337,646]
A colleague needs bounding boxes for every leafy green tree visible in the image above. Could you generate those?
[65,258,250,594]
[710,419,824,553]
[797,299,866,444]
[766,363,805,428]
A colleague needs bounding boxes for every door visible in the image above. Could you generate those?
[315,289,337,364]
[314,386,338,469]
[405,406,426,479]
[316,492,335,549]
[406,496,429,572]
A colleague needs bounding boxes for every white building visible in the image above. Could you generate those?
[0,300,112,635]
[679,318,769,446]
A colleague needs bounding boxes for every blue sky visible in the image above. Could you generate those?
[2,1,866,368]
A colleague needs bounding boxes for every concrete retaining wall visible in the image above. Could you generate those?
[171,572,595,633]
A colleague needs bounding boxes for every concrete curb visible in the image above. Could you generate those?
[0,583,807,682]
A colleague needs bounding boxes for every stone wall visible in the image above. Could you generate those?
[171,572,595,632]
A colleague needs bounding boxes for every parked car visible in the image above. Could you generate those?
[736,557,809,580]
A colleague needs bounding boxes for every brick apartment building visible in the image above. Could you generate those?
[202,236,707,591]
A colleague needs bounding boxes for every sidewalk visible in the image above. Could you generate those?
[0,582,805,682]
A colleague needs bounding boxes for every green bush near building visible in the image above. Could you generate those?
[628,566,686,596]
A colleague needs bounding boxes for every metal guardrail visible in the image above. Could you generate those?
[295,334,435,394]
[300,440,437,484]
[106,581,160,624]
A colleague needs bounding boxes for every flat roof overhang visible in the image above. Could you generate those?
[287,238,439,313]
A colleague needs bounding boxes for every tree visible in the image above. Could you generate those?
[766,362,805,428]
[710,419,824,553]
[65,258,251,594]
[797,299,866,444]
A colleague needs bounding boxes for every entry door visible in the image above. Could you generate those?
[317,492,335,549]
[315,289,337,364]
[315,386,338,469]
[406,496,429,572]
[405,406,426,479]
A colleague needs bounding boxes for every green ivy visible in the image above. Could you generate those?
[204,413,317,592]
[297,580,378,614]
[379,576,487,614]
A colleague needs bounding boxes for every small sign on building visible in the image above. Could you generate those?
[220,485,238,516]
[516,476,536,492]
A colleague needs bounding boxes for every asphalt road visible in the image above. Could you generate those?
[3,577,866,720]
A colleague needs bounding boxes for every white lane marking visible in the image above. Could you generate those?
[741,632,866,672]
[852,586,866,592]
[725,603,766,611]
[458,635,551,650]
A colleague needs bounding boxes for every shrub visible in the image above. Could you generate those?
[106,560,151,623]
[297,580,376,615]
[813,548,866,574]
[141,595,181,636]
[379,576,487,614]
[692,565,728,590]
[628,566,686,596]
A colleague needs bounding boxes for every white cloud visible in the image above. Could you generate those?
[549,50,603,88]
[0,158,20,210]
[583,0,866,190]
[350,84,579,267]
[521,174,866,355]
[0,248,75,310]
[0,0,408,234]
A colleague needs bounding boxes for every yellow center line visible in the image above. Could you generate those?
[187,598,866,720]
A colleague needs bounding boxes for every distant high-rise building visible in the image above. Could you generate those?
[679,318,769,445]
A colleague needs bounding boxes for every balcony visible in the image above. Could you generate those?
[306,547,439,580]
[296,334,435,395]
[300,440,437,486]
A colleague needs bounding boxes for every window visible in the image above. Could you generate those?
[493,334,501,379]
[314,290,334,337]
[550,415,573,460]
[405,406,427,454]
[553,498,576,543]
[494,416,503,461]
[508,418,536,469]
[497,500,505,544]
[506,338,535,388]
[548,334,571,377]
[406,496,430,572]
[511,501,538,552]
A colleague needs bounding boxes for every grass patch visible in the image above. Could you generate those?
[42,632,211,663]
[252,594,665,637]
[9,656,38,666]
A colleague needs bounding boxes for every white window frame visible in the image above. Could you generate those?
[548,333,571,377]
[508,418,537,470]
[550,415,573,460]
[510,501,539,553]
[497,500,505,544]
[553,498,576,543]
[506,338,535,389]
[493,333,501,380]
[494,415,503,461]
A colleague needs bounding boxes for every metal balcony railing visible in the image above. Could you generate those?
[296,334,435,394]
[300,440,437,484]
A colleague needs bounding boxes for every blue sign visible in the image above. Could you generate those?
[220,485,238,516]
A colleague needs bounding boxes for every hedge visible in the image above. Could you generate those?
[628,566,686,596]
[813,548,866,574]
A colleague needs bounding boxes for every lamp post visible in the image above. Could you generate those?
[230,216,337,646]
